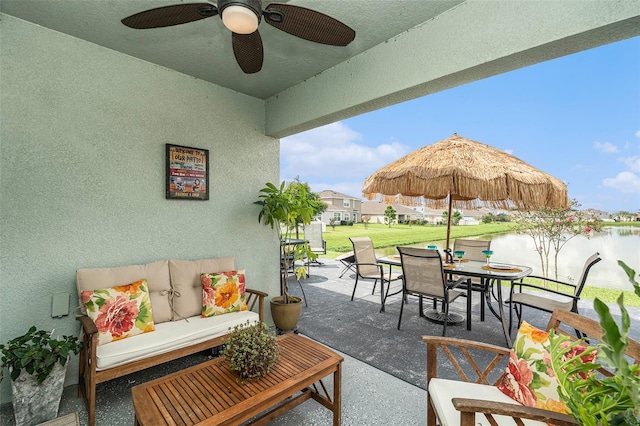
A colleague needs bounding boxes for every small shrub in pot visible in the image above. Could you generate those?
[222,321,279,381]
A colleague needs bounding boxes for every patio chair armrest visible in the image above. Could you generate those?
[354,262,380,267]
[353,262,384,272]
[518,275,577,289]
[511,282,579,300]
[447,276,470,290]
[451,398,578,426]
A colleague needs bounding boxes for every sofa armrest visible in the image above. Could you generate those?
[78,314,98,335]
[452,398,578,426]
[246,288,267,322]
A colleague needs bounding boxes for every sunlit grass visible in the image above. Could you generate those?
[322,222,515,252]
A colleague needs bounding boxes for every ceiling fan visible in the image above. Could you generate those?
[121,0,356,74]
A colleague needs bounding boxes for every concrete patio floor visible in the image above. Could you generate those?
[2,257,636,425]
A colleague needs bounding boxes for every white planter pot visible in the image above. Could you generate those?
[11,361,67,426]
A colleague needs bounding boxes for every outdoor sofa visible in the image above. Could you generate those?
[75,257,266,426]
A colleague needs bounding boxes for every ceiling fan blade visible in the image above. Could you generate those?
[121,3,218,29]
[232,32,264,74]
[264,3,355,46]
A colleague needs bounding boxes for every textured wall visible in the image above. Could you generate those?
[0,15,279,403]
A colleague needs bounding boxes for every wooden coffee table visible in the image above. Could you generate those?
[132,334,343,425]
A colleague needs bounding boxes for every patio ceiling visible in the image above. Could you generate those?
[0,0,464,100]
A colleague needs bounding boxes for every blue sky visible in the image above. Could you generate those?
[281,36,640,214]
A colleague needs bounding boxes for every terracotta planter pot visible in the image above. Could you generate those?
[270,296,302,332]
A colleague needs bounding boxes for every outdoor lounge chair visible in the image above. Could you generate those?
[304,221,326,269]
[424,308,640,426]
[452,239,491,320]
[349,236,402,312]
[508,252,601,334]
[397,247,470,336]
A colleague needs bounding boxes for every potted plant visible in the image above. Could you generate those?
[222,320,279,382]
[1,326,82,426]
[549,261,640,425]
[256,180,319,331]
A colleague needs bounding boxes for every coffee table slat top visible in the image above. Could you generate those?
[132,334,343,426]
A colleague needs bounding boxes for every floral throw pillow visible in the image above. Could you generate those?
[201,270,248,317]
[81,279,155,346]
[496,321,596,414]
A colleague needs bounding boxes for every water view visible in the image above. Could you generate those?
[377,226,640,291]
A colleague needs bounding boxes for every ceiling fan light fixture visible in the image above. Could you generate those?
[219,0,261,34]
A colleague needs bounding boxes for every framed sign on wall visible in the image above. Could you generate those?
[166,144,209,200]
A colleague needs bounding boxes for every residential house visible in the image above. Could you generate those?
[362,202,419,224]
[318,190,362,224]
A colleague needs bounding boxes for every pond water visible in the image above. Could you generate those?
[376,226,640,291]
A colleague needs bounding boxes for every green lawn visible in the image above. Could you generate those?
[321,222,515,254]
[311,222,640,307]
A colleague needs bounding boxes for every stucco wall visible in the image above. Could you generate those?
[0,15,279,403]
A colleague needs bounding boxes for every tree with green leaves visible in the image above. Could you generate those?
[512,199,602,279]
[482,212,496,223]
[442,210,463,226]
[383,205,396,228]
[287,177,327,238]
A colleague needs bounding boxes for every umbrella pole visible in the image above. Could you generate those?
[445,196,453,263]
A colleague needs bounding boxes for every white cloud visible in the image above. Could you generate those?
[593,141,618,153]
[281,122,410,181]
[504,149,514,155]
[635,130,640,138]
[622,156,640,172]
[602,171,640,194]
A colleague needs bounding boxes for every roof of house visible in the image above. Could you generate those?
[361,202,419,216]
[318,190,361,201]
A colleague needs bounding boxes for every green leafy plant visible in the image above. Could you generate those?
[256,180,318,303]
[549,261,640,425]
[0,326,82,384]
[222,321,279,381]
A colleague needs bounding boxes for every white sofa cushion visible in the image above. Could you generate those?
[169,257,236,319]
[76,260,172,323]
[428,378,547,426]
[95,310,259,370]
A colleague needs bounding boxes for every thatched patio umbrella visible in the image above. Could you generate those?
[362,133,568,259]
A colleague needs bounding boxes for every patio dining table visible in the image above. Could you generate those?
[378,255,532,346]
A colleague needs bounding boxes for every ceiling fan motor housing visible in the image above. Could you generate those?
[217,0,263,24]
